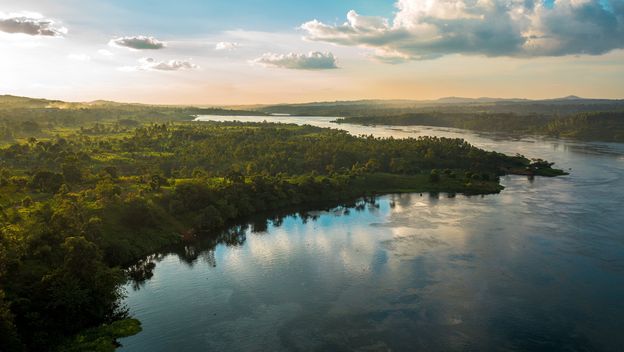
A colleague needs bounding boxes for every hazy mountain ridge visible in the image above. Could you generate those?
[0,95,265,118]
[248,96,624,117]
[3,94,623,111]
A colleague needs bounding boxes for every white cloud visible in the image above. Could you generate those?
[98,49,114,57]
[215,41,239,51]
[121,57,199,72]
[251,51,338,70]
[301,0,624,61]
[109,35,166,50]
[0,12,67,37]
[68,53,91,61]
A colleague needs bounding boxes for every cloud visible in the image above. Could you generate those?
[68,53,91,61]
[215,41,239,51]
[0,12,67,37]
[251,51,338,70]
[301,0,624,61]
[109,35,166,50]
[121,57,199,71]
[98,49,114,57]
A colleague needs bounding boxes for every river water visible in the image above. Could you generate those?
[118,115,624,351]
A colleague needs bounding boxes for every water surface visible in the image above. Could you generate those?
[119,115,624,351]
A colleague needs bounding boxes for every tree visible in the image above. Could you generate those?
[30,171,64,193]
[94,179,121,204]
[0,291,22,351]
[62,163,82,184]
[103,166,118,179]
[364,159,380,173]
[21,196,33,207]
[225,170,244,184]
[149,175,167,192]
[429,169,440,183]
[42,237,125,335]
[120,198,156,230]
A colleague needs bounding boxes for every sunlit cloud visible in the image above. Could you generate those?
[215,41,239,51]
[120,57,199,72]
[109,35,166,50]
[0,12,67,37]
[251,51,338,70]
[301,0,624,61]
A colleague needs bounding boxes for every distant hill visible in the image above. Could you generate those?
[249,96,624,117]
[0,94,63,108]
[3,93,623,119]
[0,95,267,137]
[0,95,266,116]
[434,97,529,104]
[0,95,125,110]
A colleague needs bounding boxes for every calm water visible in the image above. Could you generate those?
[119,116,624,351]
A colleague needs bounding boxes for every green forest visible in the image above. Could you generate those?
[335,111,624,142]
[0,96,565,351]
[251,98,624,142]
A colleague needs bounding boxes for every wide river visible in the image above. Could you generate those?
[119,115,624,351]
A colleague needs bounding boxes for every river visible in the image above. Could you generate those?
[118,115,624,351]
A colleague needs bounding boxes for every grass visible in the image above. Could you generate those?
[59,319,142,352]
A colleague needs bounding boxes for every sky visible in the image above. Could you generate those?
[1,0,623,105]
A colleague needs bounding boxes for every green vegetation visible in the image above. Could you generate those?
[335,111,624,142]
[0,94,263,145]
[0,96,565,351]
[251,98,624,142]
[58,319,142,352]
[256,97,624,118]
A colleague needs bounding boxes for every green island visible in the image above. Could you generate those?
[0,96,565,351]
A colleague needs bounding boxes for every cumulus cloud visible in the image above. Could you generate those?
[109,35,166,50]
[0,12,66,37]
[215,41,239,51]
[301,0,624,60]
[251,51,338,70]
[122,57,199,71]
